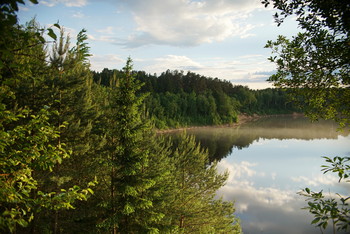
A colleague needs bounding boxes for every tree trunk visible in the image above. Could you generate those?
[54,211,58,234]
[179,215,185,228]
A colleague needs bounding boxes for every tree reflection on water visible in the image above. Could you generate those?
[165,116,350,234]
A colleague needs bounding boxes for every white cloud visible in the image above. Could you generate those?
[96,26,116,35]
[231,81,272,89]
[216,177,312,233]
[144,55,203,74]
[271,172,277,180]
[41,0,87,7]
[19,6,30,11]
[219,185,297,210]
[87,27,125,46]
[41,1,56,7]
[88,33,123,44]
[142,54,274,89]
[120,0,263,47]
[291,174,341,187]
[65,0,87,7]
[65,27,78,38]
[218,159,257,182]
[217,159,298,212]
[52,25,77,38]
[72,11,85,18]
[89,54,125,71]
[215,159,324,233]
[215,156,350,233]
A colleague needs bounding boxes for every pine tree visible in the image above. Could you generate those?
[37,28,103,232]
[102,58,170,233]
[47,28,96,155]
[9,26,102,233]
[0,3,95,232]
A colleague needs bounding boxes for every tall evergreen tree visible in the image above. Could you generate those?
[35,28,103,233]
[102,58,169,233]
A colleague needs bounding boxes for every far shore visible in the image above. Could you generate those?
[156,113,304,134]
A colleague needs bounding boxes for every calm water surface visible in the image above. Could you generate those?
[170,116,350,234]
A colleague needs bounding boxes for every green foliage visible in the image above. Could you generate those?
[263,0,350,127]
[0,1,59,73]
[96,59,241,233]
[261,0,350,34]
[93,69,297,129]
[38,27,102,233]
[322,157,350,182]
[298,156,350,233]
[101,58,170,233]
[146,90,237,128]
[165,133,242,233]
[0,4,98,232]
[0,106,96,232]
[70,28,92,66]
[0,107,61,232]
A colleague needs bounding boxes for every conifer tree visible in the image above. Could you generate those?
[48,28,96,156]
[35,28,102,232]
[0,2,95,232]
[102,58,170,233]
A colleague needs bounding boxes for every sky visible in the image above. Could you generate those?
[18,0,301,89]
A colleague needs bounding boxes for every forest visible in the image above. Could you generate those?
[0,1,303,234]
[93,69,298,129]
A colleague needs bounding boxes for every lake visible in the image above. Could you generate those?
[168,116,350,234]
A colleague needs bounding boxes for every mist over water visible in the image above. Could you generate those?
[168,116,350,234]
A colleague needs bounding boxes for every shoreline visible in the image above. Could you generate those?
[156,113,303,134]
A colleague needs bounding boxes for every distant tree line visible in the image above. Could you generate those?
[93,69,298,128]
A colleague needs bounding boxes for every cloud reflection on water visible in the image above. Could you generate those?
[169,116,350,233]
[216,150,349,234]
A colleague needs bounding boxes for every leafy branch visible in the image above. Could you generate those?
[298,156,350,233]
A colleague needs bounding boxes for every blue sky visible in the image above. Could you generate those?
[18,0,300,89]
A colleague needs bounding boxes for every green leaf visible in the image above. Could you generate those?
[311,217,320,224]
[87,188,94,194]
[305,187,310,194]
[47,28,57,40]
[123,203,135,215]
[322,221,328,229]
[16,218,28,227]
[53,23,61,29]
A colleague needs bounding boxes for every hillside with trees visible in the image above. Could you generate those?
[93,69,298,129]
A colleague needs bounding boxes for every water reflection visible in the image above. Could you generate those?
[167,116,350,234]
[168,116,346,161]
